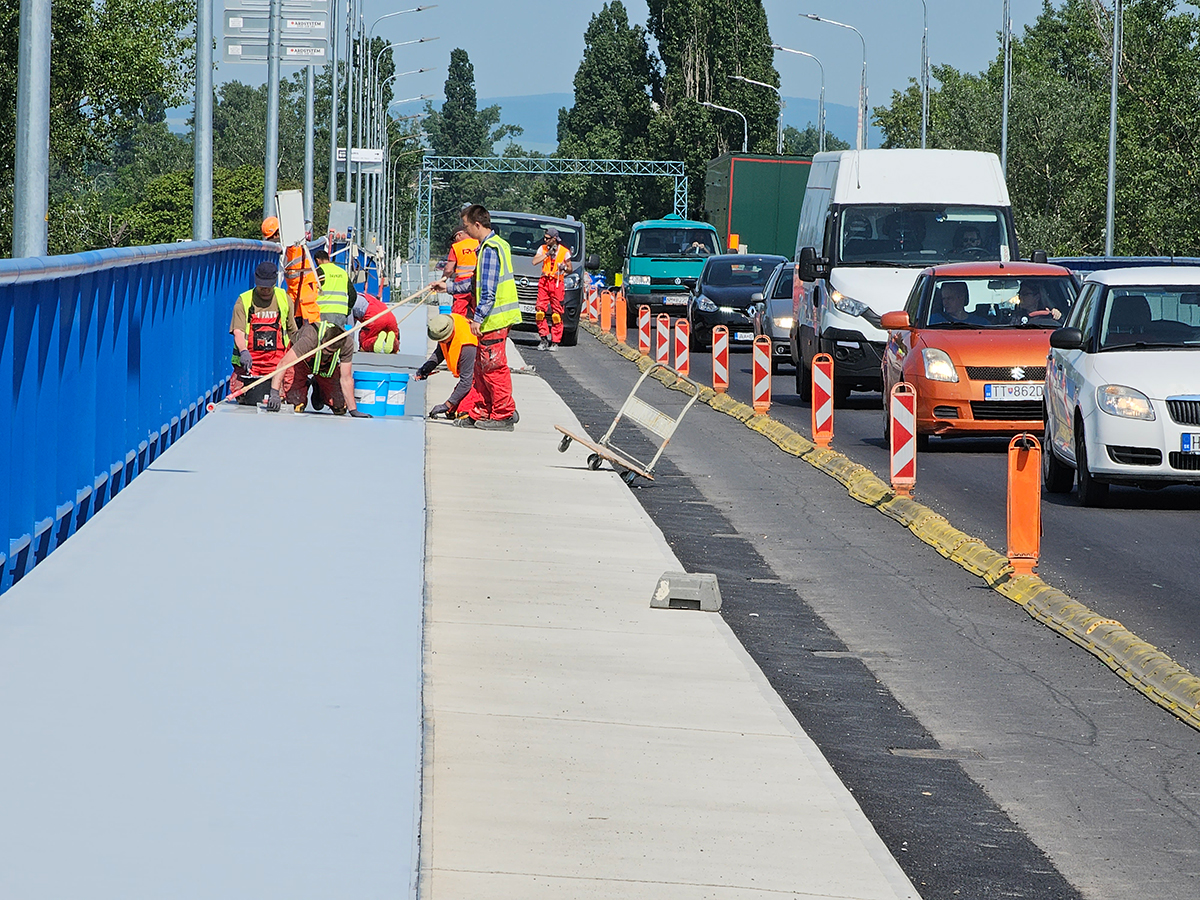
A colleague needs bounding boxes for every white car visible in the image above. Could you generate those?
[1043,267,1200,506]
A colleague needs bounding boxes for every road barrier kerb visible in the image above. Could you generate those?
[580,320,1200,733]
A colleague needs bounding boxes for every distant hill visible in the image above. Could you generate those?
[481,92,883,155]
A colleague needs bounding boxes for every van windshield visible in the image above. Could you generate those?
[491,216,581,259]
[631,227,720,258]
[838,205,1011,268]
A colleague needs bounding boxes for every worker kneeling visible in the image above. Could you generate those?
[229,261,305,406]
[355,292,400,353]
[413,313,481,419]
[264,250,371,416]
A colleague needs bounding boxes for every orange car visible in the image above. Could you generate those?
[881,262,1077,447]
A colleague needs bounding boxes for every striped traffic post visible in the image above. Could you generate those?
[812,352,834,447]
[615,293,627,344]
[638,305,651,356]
[889,381,917,496]
[752,335,771,415]
[674,319,690,375]
[586,288,597,323]
[712,325,729,393]
[655,313,670,365]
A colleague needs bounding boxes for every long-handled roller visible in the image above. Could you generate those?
[208,285,435,412]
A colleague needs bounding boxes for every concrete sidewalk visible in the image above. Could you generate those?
[421,344,920,898]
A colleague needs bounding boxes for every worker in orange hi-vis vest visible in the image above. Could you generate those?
[444,228,480,318]
[531,226,572,351]
[262,216,321,327]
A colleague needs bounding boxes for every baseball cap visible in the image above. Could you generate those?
[544,227,559,238]
[427,314,454,342]
[254,261,278,288]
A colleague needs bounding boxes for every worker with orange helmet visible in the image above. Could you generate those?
[262,216,321,327]
[531,226,572,351]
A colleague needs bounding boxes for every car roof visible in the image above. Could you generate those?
[633,215,716,229]
[1083,266,1200,286]
[921,261,1073,277]
[706,254,788,265]
[491,210,581,230]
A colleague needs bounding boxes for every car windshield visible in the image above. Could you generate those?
[702,259,777,287]
[1098,287,1200,350]
[491,217,581,259]
[631,227,720,258]
[922,276,1076,328]
[839,205,1012,267]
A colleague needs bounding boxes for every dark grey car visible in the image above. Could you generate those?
[750,262,796,373]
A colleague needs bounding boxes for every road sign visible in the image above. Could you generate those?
[637,306,651,357]
[231,0,329,8]
[812,353,834,447]
[224,8,328,37]
[712,325,729,393]
[752,335,771,415]
[674,320,690,376]
[889,381,917,495]
[655,314,670,365]
[222,36,327,63]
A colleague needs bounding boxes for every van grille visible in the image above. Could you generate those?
[1167,398,1200,426]
[965,365,1045,381]
[969,401,1043,421]
[1106,446,1162,466]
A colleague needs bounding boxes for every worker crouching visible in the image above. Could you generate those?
[356,292,400,353]
[229,261,305,406]
[413,313,481,419]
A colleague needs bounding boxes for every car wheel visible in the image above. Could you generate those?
[1043,418,1074,493]
[1074,417,1109,507]
[561,327,579,347]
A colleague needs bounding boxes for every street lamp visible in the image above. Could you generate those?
[803,13,867,150]
[772,44,826,153]
[702,101,748,153]
[918,0,929,148]
[730,74,783,154]
[1105,0,1123,256]
[1001,0,1012,174]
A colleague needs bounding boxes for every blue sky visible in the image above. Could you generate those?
[206,0,1053,147]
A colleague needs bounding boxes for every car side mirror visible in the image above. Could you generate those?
[797,246,828,282]
[1049,327,1083,350]
[880,311,911,330]
[750,292,764,302]
[586,253,601,271]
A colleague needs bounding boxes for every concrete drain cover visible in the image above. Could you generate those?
[651,572,722,611]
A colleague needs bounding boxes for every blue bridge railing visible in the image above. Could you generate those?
[1,239,275,591]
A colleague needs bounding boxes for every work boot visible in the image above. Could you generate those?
[476,417,515,432]
[453,416,477,428]
[310,384,325,411]
[547,342,558,352]
[536,336,550,351]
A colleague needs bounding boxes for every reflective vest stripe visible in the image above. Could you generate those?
[476,233,522,333]
[317,263,351,316]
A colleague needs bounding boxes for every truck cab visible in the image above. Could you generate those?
[622,215,723,323]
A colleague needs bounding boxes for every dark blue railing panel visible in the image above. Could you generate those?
[1,239,275,591]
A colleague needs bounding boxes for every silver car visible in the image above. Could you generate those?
[750,262,796,373]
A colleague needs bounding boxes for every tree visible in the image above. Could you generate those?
[782,124,850,156]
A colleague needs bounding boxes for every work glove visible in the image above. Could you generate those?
[415,360,436,380]
[265,388,281,412]
[239,349,254,374]
[350,408,373,418]
[429,402,450,419]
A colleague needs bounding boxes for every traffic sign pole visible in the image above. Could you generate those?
[263,0,282,219]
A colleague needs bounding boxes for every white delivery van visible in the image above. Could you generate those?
[789,149,1017,401]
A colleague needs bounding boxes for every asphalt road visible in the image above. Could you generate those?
[682,341,1200,675]
[524,329,1200,900]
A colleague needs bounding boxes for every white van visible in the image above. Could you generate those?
[790,149,1017,402]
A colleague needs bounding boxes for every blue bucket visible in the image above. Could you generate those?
[438,304,451,314]
[353,371,388,416]
[386,373,409,416]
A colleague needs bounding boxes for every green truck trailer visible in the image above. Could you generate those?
[704,154,812,258]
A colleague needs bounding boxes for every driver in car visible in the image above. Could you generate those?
[1013,280,1063,321]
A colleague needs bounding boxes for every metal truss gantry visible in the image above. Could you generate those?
[414,156,689,269]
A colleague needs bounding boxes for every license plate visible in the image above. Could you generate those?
[660,295,688,306]
[734,331,754,341]
[519,302,535,315]
[1183,434,1200,454]
[984,383,1043,401]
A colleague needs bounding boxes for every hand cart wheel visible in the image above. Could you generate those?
[621,470,638,486]
[587,453,603,470]
[558,434,572,453]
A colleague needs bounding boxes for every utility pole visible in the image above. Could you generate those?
[263,0,282,219]
[193,0,214,240]
[344,0,354,204]
[304,64,315,227]
[328,0,340,205]
[12,0,52,257]
[1000,0,1012,174]
[1105,0,1122,256]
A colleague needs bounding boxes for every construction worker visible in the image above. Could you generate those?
[444,228,480,317]
[262,216,322,327]
[265,250,371,416]
[531,226,572,351]
[413,313,482,419]
[354,292,400,353]
[228,261,304,406]
[428,203,521,430]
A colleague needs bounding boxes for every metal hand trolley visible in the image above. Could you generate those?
[556,363,701,485]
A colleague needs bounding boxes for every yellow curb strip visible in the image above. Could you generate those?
[580,321,1200,733]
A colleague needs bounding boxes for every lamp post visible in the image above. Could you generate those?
[701,101,748,153]
[918,0,928,148]
[730,75,783,154]
[1105,0,1122,256]
[1001,0,1012,174]
[772,44,825,152]
[193,0,214,240]
[803,13,867,150]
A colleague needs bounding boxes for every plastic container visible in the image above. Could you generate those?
[438,304,452,314]
[353,371,388,416]
[386,373,409,416]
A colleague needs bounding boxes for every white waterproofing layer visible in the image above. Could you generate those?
[0,404,426,898]
[420,349,920,899]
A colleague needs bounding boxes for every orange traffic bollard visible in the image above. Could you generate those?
[811,352,834,447]
[1007,433,1042,576]
[600,290,612,333]
[674,319,690,375]
[637,305,651,356]
[655,314,670,364]
[712,325,729,393]
[889,381,917,496]
[615,294,627,344]
[752,335,771,415]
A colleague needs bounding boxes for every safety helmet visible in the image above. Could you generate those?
[261,216,280,239]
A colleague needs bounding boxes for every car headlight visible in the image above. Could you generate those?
[829,289,869,317]
[921,348,959,382]
[695,296,717,313]
[776,316,794,330]
[1097,384,1155,420]
[563,272,580,290]
[627,274,650,286]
